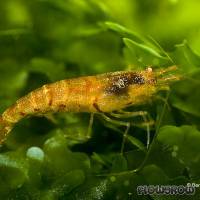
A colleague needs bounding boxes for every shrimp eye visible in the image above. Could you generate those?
[147,67,153,73]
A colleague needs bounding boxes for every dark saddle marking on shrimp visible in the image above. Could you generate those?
[105,72,145,95]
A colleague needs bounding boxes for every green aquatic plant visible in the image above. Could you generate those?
[0,0,200,199]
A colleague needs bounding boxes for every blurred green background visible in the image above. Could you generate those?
[0,0,200,199]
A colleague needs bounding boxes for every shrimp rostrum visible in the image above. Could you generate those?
[0,66,179,144]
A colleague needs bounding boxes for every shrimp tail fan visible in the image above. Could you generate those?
[0,116,12,144]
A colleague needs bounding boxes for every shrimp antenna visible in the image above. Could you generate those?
[156,65,178,76]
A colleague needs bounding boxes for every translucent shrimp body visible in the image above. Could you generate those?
[0,66,178,143]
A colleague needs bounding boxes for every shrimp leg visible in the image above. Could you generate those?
[100,114,130,154]
[141,114,151,149]
[87,113,94,139]
[120,122,130,154]
[110,110,148,118]
[110,110,153,149]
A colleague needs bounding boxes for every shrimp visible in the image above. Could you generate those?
[0,66,179,144]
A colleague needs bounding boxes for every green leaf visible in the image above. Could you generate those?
[0,60,28,107]
[125,149,146,170]
[29,58,66,81]
[170,70,200,117]
[73,178,109,200]
[157,125,200,177]
[0,153,27,195]
[51,169,85,198]
[141,164,169,185]
[176,40,200,67]
[103,21,144,43]
[147,141,185,178]
[123,38,167,59]
[111,154,127,173]
[43,133,90,177]
[127,135,147,152]
[91,152,108,166]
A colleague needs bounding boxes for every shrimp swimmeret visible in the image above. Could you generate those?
[0,66,179,144]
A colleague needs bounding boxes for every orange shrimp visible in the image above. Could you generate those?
[0,66,179,144]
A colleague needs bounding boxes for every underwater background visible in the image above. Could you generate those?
[0,0,200,199]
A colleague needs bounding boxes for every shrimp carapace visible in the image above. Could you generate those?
[0,66,179,144]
